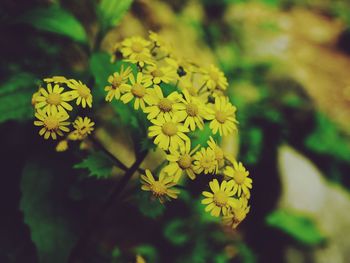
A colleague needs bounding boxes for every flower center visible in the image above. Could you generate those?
[162,122,178,136]
[215,110,227,124]
[131,83,146,98]
[44,116,59,130]
[158,98,173,112]
[131,42,144,53]
[178,154,192,169]
[213,191,228,207]
[200,155,215,169]
[151,181,167,196]
[47,92,61,105]
[77,84,91,98]
[112,76,123,88]
[151,69,164,78]
[234,171,246,184]
[186,103,198,116]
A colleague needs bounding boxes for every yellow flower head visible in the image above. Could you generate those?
[193,147,217,175]
[203,64,228,90]
[43,76,69,84]
[174,89,206,131]
[34,108,70,140]
[163,144,200,182]
[73,116,95,139]
[143,64,177,86]
[120,36,152,67]
[207,96,238,136]
[140,169,179,203]
[222,197,250,229]
[207,136,225,171]
[66,79,92,108]
[224,161,252,197]
[56,140,69,152]
[143,86,183,120]
[201,179,238,217]
[149,31,172,55]
[148,115,190,150]
[35,83,73,114]
[31,90,41,107]
[104,65,132,101]
[121,72,153,110]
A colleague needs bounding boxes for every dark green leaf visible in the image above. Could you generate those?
[98,0,133,31]
[74,151,114,178]
[20,159,78,263]
[21,5,87,44]
[0,73,37,123]
[164,219,189,246]
[266,209,326,245]
[137,191,165,219]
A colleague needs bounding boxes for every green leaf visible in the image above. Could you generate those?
[266,209,326,245]
[189,123,219,148]
[0,73,37,123]
[137,191,165,219]
[20,159,78,263]
[134,244,158,263]
[98,0,133,31]
[164,219,189,246]
[21,5,87,44]
[74,151,115,178]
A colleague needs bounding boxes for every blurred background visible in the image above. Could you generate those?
[1,0,350,262]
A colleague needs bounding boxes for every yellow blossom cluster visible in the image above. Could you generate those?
[107,32,251,227]
[32,76,95,151]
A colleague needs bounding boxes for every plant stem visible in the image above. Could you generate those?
[67,150,148,263]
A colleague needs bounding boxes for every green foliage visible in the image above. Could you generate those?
[189,123,220,148]
[305,113,350,161]
[137,191,165,218]
[266,209,325,245]
[0,73,37,123]
[241,127,263,164]
[74,151,115,178]
[20,160,77,263]
[21,5,87,44]
[163,219,189,246]
[236,242,257,263]
[98,0,134,31]
[134,244,158,263]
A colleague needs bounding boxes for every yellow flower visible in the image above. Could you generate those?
[73,116,95,139]
[56,140,68,152]
[35,83,73,114]
[148,115,190,150]
[207,136,225,171]
[31,90,41,107]
[140,169,179,203]
[193,147,217,174]
[222,198,250,229]
[207,96,238,136]
[104,65,132,101]
[143,85,182,120]
[66,79,92,108]
[143,64,177,86]
[34,108,70,140]
[149,31,172,55]
[165,57,197,77]
[178,76,209,103]
[43,76,69,84]
[120,36,152,67]
[121,72,153,110]
[174,89,206,131]
[163,144,199,182]
[136,254,147,263]
[202,65,228,90]
[224,161,252,197]
[201,179,238,217]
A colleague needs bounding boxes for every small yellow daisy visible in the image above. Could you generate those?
[43,76,69,84]
[201,179,238,217]
[104,65,132,101]
[163,144,199,182]
[148,115,190,151]
[65,79,92,108]
[120,36,152,67]
[140,169,179,203]
[73,116,95,139]
[34,108,70,140]
[202,65,228,90]
[35,83,73,114]
[149,31,172,55]
[207,136,225,171]
[224,161,252,197]
[121,72,153,110]
[143,63,177,86]
[222,197,250,229]
[207,96,238,136]
[56,140,69,152]
[143,85,183,120]
[193,147,217,175]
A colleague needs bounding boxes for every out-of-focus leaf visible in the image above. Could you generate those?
[74,151,114,178]
[305,113,350,161]
[189,123,220,148]
[137,191,165,219]
[98,0,133,31]
[164,219,189,246]
[241,127,263,164]
[20,160,77,263]
[266,209,325,245]
[21,5,87,44]
[0,73,37,123]
[236,242,256,263]
[134,244,158,263]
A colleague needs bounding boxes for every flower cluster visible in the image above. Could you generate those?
[32,76,95,151]
[109,32,251,227]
